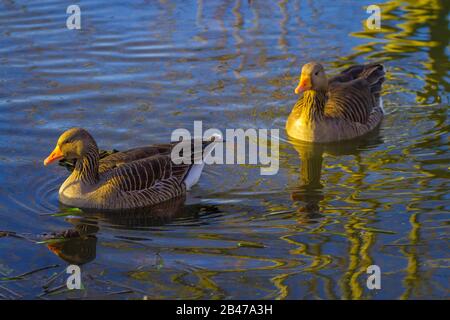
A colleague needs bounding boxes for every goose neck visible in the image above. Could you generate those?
[72,146,100,185]
[301,90,327,122]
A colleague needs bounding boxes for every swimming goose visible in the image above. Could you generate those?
[43,128,218,210]
[286,62,385,142]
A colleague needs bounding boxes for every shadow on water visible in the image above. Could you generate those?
[44,197,221,265]
[288,128,384,221]
[268,130,386,299]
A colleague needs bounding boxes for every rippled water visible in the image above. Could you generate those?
[0,0,448,299]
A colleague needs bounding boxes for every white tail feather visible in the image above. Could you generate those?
[184,133,222,190]
[184,163,205,190]
[379,97,385,114]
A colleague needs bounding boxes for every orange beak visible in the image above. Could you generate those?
[294,75,311,94]
[44,145,64,166]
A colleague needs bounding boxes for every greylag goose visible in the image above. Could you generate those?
[286,62,385,142]
[43,128,218,210]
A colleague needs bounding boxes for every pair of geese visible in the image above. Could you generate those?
[44,62,386,210]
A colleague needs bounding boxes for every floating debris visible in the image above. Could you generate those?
[0,284,22,299]
[237,241,266,248]
[37,284,67,298]
[1,264,60,281]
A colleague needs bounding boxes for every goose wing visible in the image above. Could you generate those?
[98,144,173,174]
[105,154,188,192]
[103,137,219,192]
[100,154,188,207]
[325,63,385,124]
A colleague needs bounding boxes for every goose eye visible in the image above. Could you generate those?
[314,71,319,76]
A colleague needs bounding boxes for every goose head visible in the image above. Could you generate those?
[44,128,97,166]
[295,62,328,94]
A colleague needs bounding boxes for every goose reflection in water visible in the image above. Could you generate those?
[45,223,99,265]
[44,197,221,265]
[289,127,384,222]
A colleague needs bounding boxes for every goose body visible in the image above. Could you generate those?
[44,128,218,210]
[286,62,385,142]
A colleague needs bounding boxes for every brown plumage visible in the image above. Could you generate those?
[43,128,219,210]
[286,62,385,142]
